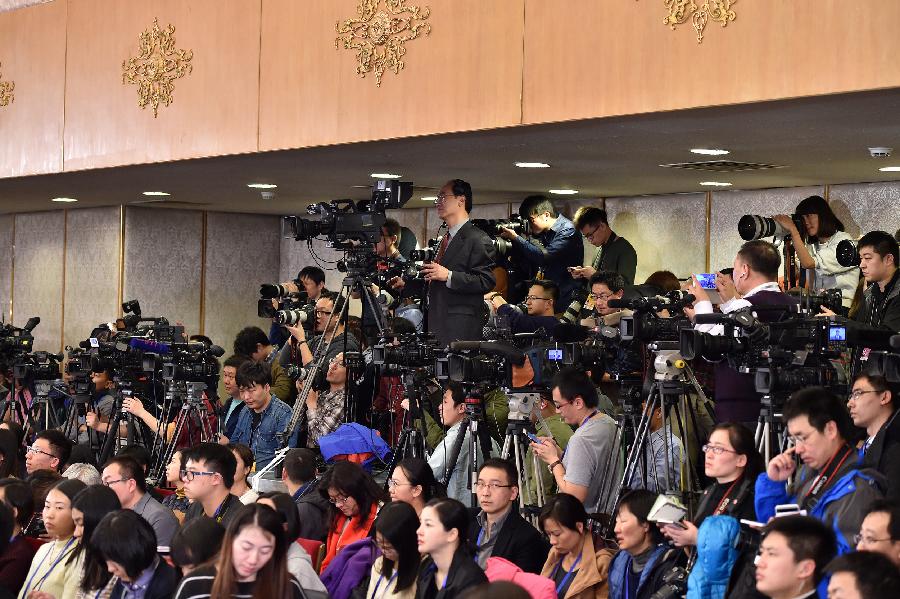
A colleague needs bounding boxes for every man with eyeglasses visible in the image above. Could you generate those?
[756,386,885,554]
[468,458,549,574]
[24,430,71,474]
[101,455,178,546]
[281,291,360,374]
[588,271,642,380]
[485,280,561,335]
[848,370,900,498]
[182,442,241,527]
[571,206,637,285]
[854,498,900,566]
[304,352,348,449]
[498,195,583,308]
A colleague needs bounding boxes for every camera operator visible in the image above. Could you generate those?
[233,326,294,404]
[485,280,561,335]
[571,206,638,285]
[589,272,642,380]
[264,267,326,348]
[280,291,360,373]
[848,369,900,498]
[773,195,859,310]
[220,354,250,440]
[79,363,116,443]
[687,240,797,425]
[356,218,406,342]
[393,179,496,347]
[497,195,583,308]
[301,351,348,449]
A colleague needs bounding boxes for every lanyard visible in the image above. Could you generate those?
[214,495,233,523]
[802,445,854,505]
[580,411,598,429]
[713,476,741,516]
[292,481,315,502]
[551,553,582,596]
[21,537,75,597]
[371,570,399,599]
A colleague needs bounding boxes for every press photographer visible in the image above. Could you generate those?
[498,195,583,308]
[485,280,561,335]
[279,291,359,375]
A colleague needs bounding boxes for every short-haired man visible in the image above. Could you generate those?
[826,550,900,599]
[222,361,296,469]
[572,206,637,285]
[587,271,642,379]
[303,352,347,449]
[849,370,900,497]
[755,515,836,599]
[220,354,250,440]
[298,266,327,302]
[25,430,71,474]
[756,387,884,554]
[280,291,360,372]
[282,448,329,541]
[499,195,583,308]
[233,325,293,404]
[486,280,561,335]
[182,442,241,526]
[689,239,797,424]
[469,458,549,574]
[854,498,900,566]
[531,368,619,514]
[101,455,178,546]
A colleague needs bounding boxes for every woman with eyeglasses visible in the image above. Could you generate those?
[320,461,387,572]
[363,501,420,599]
[388,458,446,518]
[416,498,486,599]
[17,478,86,599]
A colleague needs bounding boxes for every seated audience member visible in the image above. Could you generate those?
[608,489,684,599]
[626,402,684,494]
[160,449,190,522]
[0,423,25,478]
[174,504,305,599]
[100,455,179,547]
[227,443,258,504]
[320,461,387,572]
[92,510,178,599]
[854,498,900,566]
[282,448,329,542]
[224,361,296,469]
[470,458,549,574]
[826,550,900,599]
[389,458,446,518]
[365,501,420,599]
[531,368,619,514]
[220,355,250,440]
[485,280,562,335]
[539,493,615,599]
[182,442,242,526]
[0,480,35,592]
[25,430,71,475]
[68,484,122,598]
[0,504,14,599]
[170,517,225,577]
[303,352,348,449]
[571,206,638,285]
[114,445,153,479]
[22,469,61,538]
[416,497,488,599]
[256,492,327,593]
[756,387,884,554]
[755,515,836,599]
[848,369,900,497]
[17,478,86,599]
[233,326,293,404]
[0,430,20,479]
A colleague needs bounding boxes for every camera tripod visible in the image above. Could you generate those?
[97,383,150,466]
[441,388,495,506]
[149,381,216,484]
[499,391,546,523]
[381,371,434,490]
[755,394,788,463]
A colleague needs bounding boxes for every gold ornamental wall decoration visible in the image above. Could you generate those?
[663,0,737,43]
[0,62,14,108]
[335,0,431,87]
[122,18,193,117]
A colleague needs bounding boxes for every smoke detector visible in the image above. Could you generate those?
[869,147,893,158]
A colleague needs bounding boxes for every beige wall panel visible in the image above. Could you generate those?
[827,182,900,240]
[279,238,346,293]
[605,194,707,283]
[0,215,12,322]
[387,207,427,251]
[523,0,900,124]
[123,207,202,336]
[0,1,66,178]
[63,0,261,171]
[12,211,64,352]
[204,212,281,353]
[259,0,525,149]
[63,207,120,347]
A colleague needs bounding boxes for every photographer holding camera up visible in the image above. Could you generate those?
[498,195,583,308]
[485,279,561,335]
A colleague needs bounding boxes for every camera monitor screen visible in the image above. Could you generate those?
[829,326,846,342]
[547,349,563,361]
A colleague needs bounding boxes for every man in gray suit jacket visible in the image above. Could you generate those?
[101,455,179,546]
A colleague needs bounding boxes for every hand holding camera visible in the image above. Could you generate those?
[497,226,518,240]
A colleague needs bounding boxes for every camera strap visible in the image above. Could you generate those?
[801,444,854,510]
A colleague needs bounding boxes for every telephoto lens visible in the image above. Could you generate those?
[835,238,860,267]
[738,214,802,241]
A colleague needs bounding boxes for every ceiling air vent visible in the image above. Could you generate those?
[658,160,786,173]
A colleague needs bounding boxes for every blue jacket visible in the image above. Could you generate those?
[608,544,668,599]
[686,516,740,599]
[512,214,583,308]
[230,395,298,469]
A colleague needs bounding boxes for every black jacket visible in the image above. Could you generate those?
[468,507,550,574]
[863,409,900,499]
[416,550,488,599]
[427,221,496,347]
[295,477,330,541]
[110,558,178,599]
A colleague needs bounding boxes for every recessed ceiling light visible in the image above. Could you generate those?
[51,197,78,203]
[370,173,402,179]
[699,181,733,187]
[878,166,900,172]
[549,189,578,195]
[421,196,438,202]
[142,191,170,197]
[247,183,278,189]
[691,148,730,156]
[515,162,551,168]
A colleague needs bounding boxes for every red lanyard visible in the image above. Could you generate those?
[713,476,741,516]
[803,446,853,501]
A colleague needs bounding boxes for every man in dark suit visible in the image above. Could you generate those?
[401,179,495,347]
[469,458,550,574]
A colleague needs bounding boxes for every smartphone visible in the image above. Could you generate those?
[524,431,542,444]
[694,273,722,303]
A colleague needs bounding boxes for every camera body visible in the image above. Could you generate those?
[12,350,62,381]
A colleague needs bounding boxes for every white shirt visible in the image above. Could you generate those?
[694,281,783,335]
[805,231,859,307]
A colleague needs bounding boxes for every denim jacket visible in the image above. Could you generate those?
[231,395,297,469]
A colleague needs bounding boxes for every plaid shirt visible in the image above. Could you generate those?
[308,388,345,448]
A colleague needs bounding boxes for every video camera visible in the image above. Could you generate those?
[0,316,39,357]
[610,290,695,343]
[257,284,314,327]
[12,350,62,382]
[471,216,530,258]
[865,334,900,383]
[372,332,442,370]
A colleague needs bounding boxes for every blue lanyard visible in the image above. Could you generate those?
[371,570,399,599]
[581,411,598,428]
[292,481,315,502]
[21,537,75,597]
[551,553,582,596]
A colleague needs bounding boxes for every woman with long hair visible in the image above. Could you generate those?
[68,485,121,598]
[366,501,420,599]
[229,443,259,505]
[160,449,190,522]
[256,492,327,593]
[320,461,387,572]
[17,479,86,599]
[539,493,615,599]
[388,458,446,518]
[0,429,20,479]
[174,503,304,599]
[415,498,487,599]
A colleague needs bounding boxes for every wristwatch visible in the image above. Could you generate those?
[548,460,563,473]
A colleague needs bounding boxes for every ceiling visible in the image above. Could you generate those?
[4,88,900,215]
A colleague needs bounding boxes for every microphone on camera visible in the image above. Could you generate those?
[128,338,172,354]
